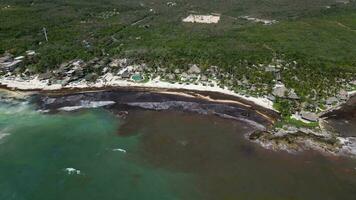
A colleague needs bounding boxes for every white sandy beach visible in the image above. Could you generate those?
[0,73,275,110]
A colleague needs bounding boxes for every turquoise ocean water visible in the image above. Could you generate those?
[0,97,356,200]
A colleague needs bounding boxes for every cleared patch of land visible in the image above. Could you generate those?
[182,14,220,24]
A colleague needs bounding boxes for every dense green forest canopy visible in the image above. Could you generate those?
[1,0,356,70]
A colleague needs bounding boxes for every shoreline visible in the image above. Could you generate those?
[0,76,279,127]
[0,74,275,111]
[30,87,279,131]
[1,74,355,130]
[1,74,356,158]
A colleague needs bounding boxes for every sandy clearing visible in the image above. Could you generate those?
[182,14,220,24]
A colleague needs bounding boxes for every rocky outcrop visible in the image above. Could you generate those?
[247,118,356,158]
[248,129,340,154]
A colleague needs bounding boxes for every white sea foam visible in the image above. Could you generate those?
[113,148,127,153]
[0,101,35,116]
[64,168,81,175]
[37,109,50,113]
[0,132,10,140]
[58,101,116,111]
[338,137,356,157]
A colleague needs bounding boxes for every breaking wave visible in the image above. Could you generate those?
[0,133,9,140]
[64,168,81,175]
[58,101,116,111]
[338,137,356,157]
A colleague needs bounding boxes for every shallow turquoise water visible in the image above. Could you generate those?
[0,98,356,200]
[0,101,194,200]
